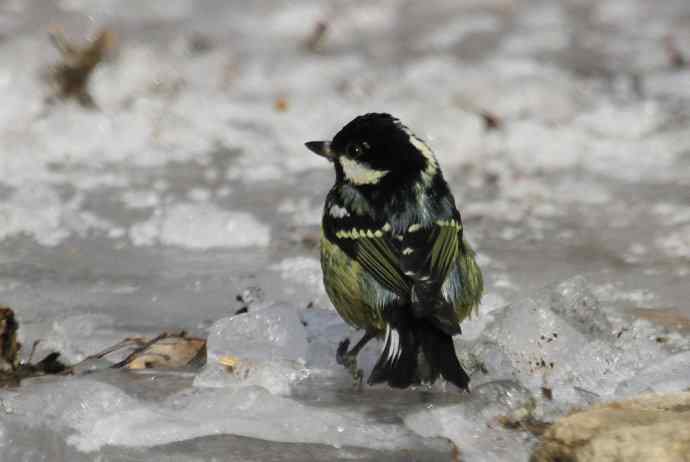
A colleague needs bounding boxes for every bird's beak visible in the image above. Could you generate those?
[305,141,334,161]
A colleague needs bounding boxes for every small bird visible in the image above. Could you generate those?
[306,113,483,390]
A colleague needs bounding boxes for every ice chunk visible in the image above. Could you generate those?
[475,280,597,401]
[416,14,499,51]
[130,202,270,249]
[549,276,611,335]
[121,190,160,209]
[301,309,349,370]
[30,313,134,364]
[194,359,309,396]
[270,257,327,302]
[471,276,672,405]
[205,303,307,364]
[0,184,69,246]
[615,351,690,396]
[459,292,508,341]
[59,0,193,21]
[574,102,665,139]
[405,381,535,462]
[299,309,382,381]
[4,378,430,453]
[656,225,690,260]
[226,162,284,183]
[197,303,309,394]
[645,70,690,100]
[0,421,7,449]
[498,121,584,173]
[276,197,323,226]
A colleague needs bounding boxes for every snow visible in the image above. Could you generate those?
[656,225,690,260]
[417,14,500,51]
[0,184,69,246]
[270,256,326,300]
[130,203,271,249]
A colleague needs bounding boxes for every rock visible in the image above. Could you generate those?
[531,392,690,462]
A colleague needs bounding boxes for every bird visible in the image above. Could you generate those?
[305,113,483,390]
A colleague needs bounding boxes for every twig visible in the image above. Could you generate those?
[63,337,147,373]
[27,340,41,364]
[111,332,178,369]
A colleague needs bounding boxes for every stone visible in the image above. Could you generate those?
[531,392,690,462]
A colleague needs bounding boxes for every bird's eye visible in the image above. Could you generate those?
[347,143,365,158]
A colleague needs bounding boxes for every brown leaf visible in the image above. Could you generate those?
[665,35,687,69]
[115,332,207,370]
[0,308,69,387]
[304,20,328,52]
[274,96,289,112]
[0,306,20,372]
[46,27,116,108]
[480,110,502,131]
[541,386,553,401]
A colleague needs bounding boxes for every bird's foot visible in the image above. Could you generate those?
[337,338,364,389]
[335,338,350,365]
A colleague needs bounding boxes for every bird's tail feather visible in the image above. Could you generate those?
[367,308,469,390]
[368,319,418,388]
[417,322,469,390]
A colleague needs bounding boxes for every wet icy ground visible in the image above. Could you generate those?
[0,0,689,460]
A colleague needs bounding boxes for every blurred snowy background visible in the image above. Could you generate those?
[0,0,689,460]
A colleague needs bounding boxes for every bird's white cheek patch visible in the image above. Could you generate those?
[340,157,389,185]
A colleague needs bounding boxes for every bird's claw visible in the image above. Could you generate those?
[336,337,364,389]
[336,338,350,366]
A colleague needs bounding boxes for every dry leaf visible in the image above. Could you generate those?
[0,308,68,388]
[304,20,328,52]
[274,96,289,112]
[0,306,20,372]
[2,307,206,388]
[46,27,116,107]
[117,332,206,370]
[218,355,241,371]
[480,110,503,131]
[665,35,687,69]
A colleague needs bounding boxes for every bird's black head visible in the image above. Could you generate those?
[306,113,437,188]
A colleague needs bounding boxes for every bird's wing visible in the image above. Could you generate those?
[333,217,462,305]
[399,220,460,287]
[334,227,412,298]
[397,218,464,335]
